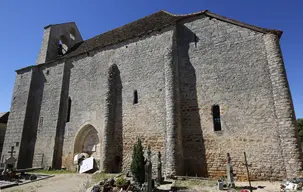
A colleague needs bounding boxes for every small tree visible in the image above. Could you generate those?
[131,138,145,184]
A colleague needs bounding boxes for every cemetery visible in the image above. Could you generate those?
[0,138,302,192]
[0,7,302,192]
[0,146,53,189]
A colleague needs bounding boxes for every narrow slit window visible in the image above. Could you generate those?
[212,105,222,131]
[133,90,138,104]
[66,97,72,122]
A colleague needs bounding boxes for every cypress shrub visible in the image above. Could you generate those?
[130,138,145,184]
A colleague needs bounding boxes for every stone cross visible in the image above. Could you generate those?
[144,146,152,192]
[8,146,15,157]
[2,146,16,175]
[226,153,235,188]
[157,151,162,185]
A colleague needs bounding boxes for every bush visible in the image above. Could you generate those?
[130,138,145,184]
[115,177,128,186]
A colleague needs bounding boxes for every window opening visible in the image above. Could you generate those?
[212,105,222,131]
[133,90,138,104]
[66,97,72,122]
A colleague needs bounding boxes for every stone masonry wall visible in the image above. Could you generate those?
[8,14,300,179]
[164,27,184,176]
[177,15,290,180]
[263,33,303,179]
[1,69,33,168]
[33,63,65,168]
[102,64,122,172]
[61,29,173,173]
[18,67,44,168]
[0,123,7,157]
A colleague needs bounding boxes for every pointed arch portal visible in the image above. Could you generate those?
[74,124,100,160]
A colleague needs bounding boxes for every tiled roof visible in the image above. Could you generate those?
[0,112,9,124]
[63,10,182,58]
[62,10,282,60]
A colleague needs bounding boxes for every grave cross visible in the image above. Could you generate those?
[8,146,15,157]
[157,151,162,185]
[144,146,152,192]
[243,152,252,192]
[226,153,235,188]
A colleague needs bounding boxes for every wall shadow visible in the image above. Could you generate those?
[0,112,9,156]
[53,61,74,169]
[112,65,123,173]
[18,68,45,168]
[104,64,123,172]
[176,24,208,177]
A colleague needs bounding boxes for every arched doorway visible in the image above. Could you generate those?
[74,125,100,160]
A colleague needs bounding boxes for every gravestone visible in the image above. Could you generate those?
[2,146,16,176]
[157,151,162,185]
[226,153,235,188]
[144,146,152,192]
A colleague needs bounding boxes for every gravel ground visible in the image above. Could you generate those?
[158,179,282,192]
[1,173,283,192]
[235,181,282,192]
[2,174,92,192]
[190,181,282,191]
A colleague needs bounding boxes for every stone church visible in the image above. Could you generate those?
[2,10,302,180]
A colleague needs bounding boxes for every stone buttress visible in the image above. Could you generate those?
[164,29,183,176]
[264,33,303,178]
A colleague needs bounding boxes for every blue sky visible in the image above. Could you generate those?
[0,0,302,118]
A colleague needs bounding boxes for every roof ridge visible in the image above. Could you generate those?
[17,9,283,71]
[203,11,282,37]
[161,10,208,17]
[83,11,167,41]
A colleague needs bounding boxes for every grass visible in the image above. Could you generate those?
[83,172,121,190]
[91,172,120,184]
[174,179,217,189]
[29,169,75,174]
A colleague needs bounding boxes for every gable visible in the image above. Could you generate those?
[18,10,282,71]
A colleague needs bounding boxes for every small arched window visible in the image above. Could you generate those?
[58,35,69,55]
[133,90,138,104]
[212,105,222,131]
[69,28,76,41]
[66,97,72,122]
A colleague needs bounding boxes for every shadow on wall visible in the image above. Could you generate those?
[105,64,123,173]
[113,66,123,173]
[177,23,208,177]
[53,61,74,169]
[18,68,46,168]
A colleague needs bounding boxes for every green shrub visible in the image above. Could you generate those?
[130,138,145,184]
[115,177,128,186]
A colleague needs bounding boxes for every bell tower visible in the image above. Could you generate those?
[36,22,83,64]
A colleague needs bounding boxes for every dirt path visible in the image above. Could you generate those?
[188,181,282,192]
[235,181,282,192]
[2,173,282,192]
[3,174,92,192]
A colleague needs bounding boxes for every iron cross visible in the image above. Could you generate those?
[243,152,252,192]
[8,146,15,157]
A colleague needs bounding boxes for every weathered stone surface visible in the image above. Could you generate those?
[0,123,7,156]
[2,11,302,181]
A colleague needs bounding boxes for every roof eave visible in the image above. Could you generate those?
[44,22,76,29]
[203,11,283,38]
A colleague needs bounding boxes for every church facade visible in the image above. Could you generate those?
[2,10,302,180]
